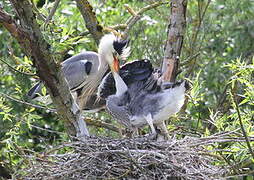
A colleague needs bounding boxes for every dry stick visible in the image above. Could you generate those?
[44,0,61,27]
[231,88,254,159]
[0,57,35,76]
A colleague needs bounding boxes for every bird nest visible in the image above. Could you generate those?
[18,134,231,180]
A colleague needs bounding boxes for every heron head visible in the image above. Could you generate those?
[98,34,130,73]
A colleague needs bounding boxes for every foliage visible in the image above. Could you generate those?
[0,0,254,178]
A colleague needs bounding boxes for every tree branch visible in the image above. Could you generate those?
[86,118,119,133]
[185,0,211,77]
[44,0,61,27]
[1,92,119,133]
[0,57,35,76]
[231,85,254,159]
[75,0,103,44]
[0,1,89,140]
[122,1,168,39]
[162,0,188,82]
[0,92,56,113]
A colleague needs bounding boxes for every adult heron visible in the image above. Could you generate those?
[98,56,188,139]
[27,34,130,111]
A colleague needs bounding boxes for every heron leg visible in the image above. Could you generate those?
[156,121,170,140]
[144,114,156,135]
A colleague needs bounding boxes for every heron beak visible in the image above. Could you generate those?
[112,55,120,73]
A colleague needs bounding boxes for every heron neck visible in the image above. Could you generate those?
[98,53,109,72]
[112,72,128,97]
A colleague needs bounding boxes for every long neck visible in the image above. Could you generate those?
[98,52,109,72]
[112,72,128,97]
[78,51,108,108]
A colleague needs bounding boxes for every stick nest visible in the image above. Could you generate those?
[19,135,229,180]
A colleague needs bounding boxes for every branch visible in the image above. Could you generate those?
[86,118,119,133]
[0,57,35,76]
[107,24,127,31]
[75,0,103,44]
[186,0,211,77]
[44,0,61,27]
[1,1,89,140]
[122,1,168,39]
[1,91,119,132]
[231,85,254,159]
[161,0,188,82]
[0,92,56,113]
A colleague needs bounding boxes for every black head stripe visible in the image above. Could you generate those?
[113,39,129,55]
[85,61,92,75]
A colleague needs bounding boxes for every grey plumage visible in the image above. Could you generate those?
[27,51,100,97]
[106,93,131,128]
[99,59,188,139]
[61,51,98,91]
[27,51,106,110]
[27,34,133,112]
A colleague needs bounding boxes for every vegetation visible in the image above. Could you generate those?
[0,0,253,179]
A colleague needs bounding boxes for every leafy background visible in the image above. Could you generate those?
[0,0,253,178]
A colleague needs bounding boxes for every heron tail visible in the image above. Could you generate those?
[27,81,43,99]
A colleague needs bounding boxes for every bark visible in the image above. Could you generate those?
[162,0,187,82]
[0,1,89,139]
[75,0,103,44]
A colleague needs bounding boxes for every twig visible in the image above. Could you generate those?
[231,86,254,159]
[122,1,168,39]
[0,57,35,76]
[108,24,127,31]
[124,4,137,16]
[17,135,233,179]
[1,90,119,132]
[0,92,56,112]
[225,170,254,179]
[180,52,200,66]
[29,124,65,135]
[186,0,211,77]
[44,0,61,27]
[85,118,119,133]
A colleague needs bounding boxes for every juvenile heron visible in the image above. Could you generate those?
[99,56,188,139]
[27,34,130,111]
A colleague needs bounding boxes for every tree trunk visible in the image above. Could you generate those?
[0,0,89,140]
[162,0,188,82]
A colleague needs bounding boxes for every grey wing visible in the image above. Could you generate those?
[61,51,99,91]
[129,91,161,117]
[27,81,43,99]
[106,95,132,128]
[62,51,99,65]
[62,60,92,91]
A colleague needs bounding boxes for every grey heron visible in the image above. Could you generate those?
[27,34,131,112]
[98,57,188,139]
